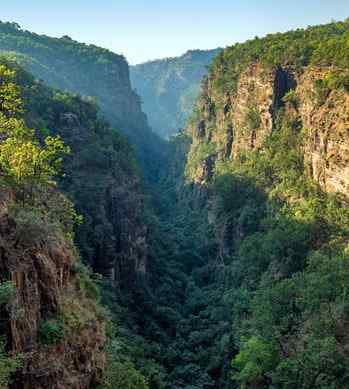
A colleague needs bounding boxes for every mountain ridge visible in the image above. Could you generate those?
[131,48,222,138]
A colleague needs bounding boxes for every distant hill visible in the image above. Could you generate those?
[130,48,222,138]
[0,21,164,178]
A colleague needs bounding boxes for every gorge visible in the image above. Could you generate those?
[0,17,348,389]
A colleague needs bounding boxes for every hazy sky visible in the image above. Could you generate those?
[1,1,349,64]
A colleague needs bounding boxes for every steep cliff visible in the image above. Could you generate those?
[6,60,149,287]
[131,49,221,138]
[0,59,109,388]
[0,50,150,389]
[186,25,349,199]
[0,190,106,389]
[181,20,349,388]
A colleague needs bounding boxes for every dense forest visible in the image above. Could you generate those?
[0,16,348,389]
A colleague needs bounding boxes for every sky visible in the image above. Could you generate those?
[1,1,349,64]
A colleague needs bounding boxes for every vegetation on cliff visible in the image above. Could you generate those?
[209,18,349,95]
[180,18,349,388]
[0,59,151,389]
[0,60,109,388]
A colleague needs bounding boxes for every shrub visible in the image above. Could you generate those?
[101,360,148,389]
[38,317,65,345]
[245,106,261,131]
[314,79,330,106]
[0,282,16,306]
[324,72,349,91]
[0,340,21,388]
[231,336,278,386]
[72,261,101,301]
[283,89,299,108]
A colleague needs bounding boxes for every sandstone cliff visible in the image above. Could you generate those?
[0,191,106,389]
[186,63,349,199]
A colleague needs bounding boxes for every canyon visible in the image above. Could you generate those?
[0,18,348,389]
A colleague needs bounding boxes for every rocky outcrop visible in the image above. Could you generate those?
[186,63,349,199]
[0,191,106,389]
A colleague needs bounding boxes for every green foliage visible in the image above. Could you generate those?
[101,335,149,389]
[314,71,349,105]
[0,58,146,286]
[245,106,261,132]
[8,194,81,246]
[209,19,349,95]
[38,317,65,345]
[0,18,348,389]
[0,282,16,306]
[211,109,349,387]
[73,261,101,301]
[231,337,278,386]
[102,360,148,389]
[283,89,299,108]
[314,79,331,105]
[324,71,349,91]
[0,62,70,207]
[0,340,21,388]
[0,131,69,190]
[185,141,217,179]
[273,336,348,389]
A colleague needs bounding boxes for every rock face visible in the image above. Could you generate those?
[186,63,349,199]
[297,68,349,196]
[0,191,106,389]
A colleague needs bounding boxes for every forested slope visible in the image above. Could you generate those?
[0,21,164,177]
[0,60,107,388]
[0,51,159,387]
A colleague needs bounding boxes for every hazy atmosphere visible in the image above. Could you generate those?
[1,0,349,63]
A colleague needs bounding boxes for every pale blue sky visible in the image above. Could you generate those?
[1,1,349,64]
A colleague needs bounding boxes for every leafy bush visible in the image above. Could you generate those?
[38,317,65,345]
[324,72,349,91]
[101,360,148,389]
[245,106,261,132]
[283,89,299,108]
[72,261,101,301]
[232,337,278,386]
[0,282,16,306]
[0,340,21,388]
[314,79,330,105]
